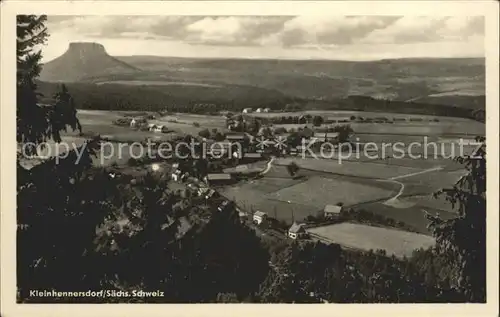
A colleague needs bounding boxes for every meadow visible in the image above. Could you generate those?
[306,223,436,258]
[267,176,393,208]
[34,109,478,236]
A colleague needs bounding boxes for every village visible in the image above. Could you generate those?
[106,107,354,244]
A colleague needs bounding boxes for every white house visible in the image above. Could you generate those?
[288,222,307,240]
[263,108,271,113]
[253,211,268,225]
[324,204,343,219]
[171,169,182,182]
[130,118,137,128]
[204,189,216,200]
[242,108,253,114]
[255,108,263,113]
[153,125,165,133]
[148,123,157,131]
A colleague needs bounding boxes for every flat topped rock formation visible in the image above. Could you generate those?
[40,42,140,82]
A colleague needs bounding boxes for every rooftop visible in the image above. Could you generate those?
[254,211,267,218]
[244,152,262,158]
[206,173,232,180]
[324,205,343,214]
[289,222,306,233]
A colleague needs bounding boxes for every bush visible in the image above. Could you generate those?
[312,116,324,127]
[274,127,287,134]
[193,122,200,127]
[198,128,211,139]
[128,158,139,166]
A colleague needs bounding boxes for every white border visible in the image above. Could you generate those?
[1,2,498,317]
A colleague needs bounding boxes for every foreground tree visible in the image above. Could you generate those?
[425,136,486,302]
[16,15,105,301]
[17,15,81,154]
[333,124,353,143]
[286,161,300,177]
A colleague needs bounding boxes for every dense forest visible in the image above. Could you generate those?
[17,16,486,304]
[36,80,295,113]
[37,80,485,122]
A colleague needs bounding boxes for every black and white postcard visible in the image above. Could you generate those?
[1,1,498,317]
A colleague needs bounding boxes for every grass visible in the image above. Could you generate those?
[219,175,320,223]
[250,110,478,122]
[274,158,422,180]
[306,222,436,258]
[267,176,393,208]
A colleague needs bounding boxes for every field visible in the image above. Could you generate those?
[274,158,423,179]
[75,110,227,140]
[23,108,483,238]
[306,223,436,258]
[218,150,469,234]
[268,176,393,208]
[251,110,475,122]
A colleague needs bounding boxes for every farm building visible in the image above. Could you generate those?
[288,222,307,240]
[204,173,232,186]
[263,108,271,113]
[327,117,352,123]
[171,169,182,182]
[204,189,217,200]
[314,132,340,141]
[197,186,209,196]
[253,211,268,225]
[226,133,246,141]
[148,123,157,131]
[243,152,262,159]
[242,108,253,114]
[255,108,263,113]
[130,118,137,127]
[152,125,165,133]
[324,204,343,219]
[218,200,231,212]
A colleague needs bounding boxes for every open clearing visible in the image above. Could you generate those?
[50,109,474,235]
[267,176,392,208]
[275,158,422,179]
[307,222,436,258]
[96,80,222,88]
[273,121,484,136]
[249,110,476,122]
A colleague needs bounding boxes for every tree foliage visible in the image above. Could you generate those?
[16,16,486,304]
[17,16,81,154]
[425,136,486,302]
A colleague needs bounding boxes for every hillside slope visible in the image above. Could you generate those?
[40,42,140,82]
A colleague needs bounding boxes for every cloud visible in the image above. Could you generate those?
[360,16,484,44]
[45,15,485,59]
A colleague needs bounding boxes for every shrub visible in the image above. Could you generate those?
[198,128,211,139]
[193,122,200,127]
[128,158,139,166]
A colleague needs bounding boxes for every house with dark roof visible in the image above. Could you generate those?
[324,204,343,219]
[241,152,263,162]
[204,173,232,186]
[226,133,246,141]
[288,222,307,239]
[253,211,268,225]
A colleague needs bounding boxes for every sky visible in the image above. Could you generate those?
[42,15,485,62]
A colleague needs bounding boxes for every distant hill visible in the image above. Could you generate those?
[38,42,485,113]
[112,56,485,107]
[40,42,140,82]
